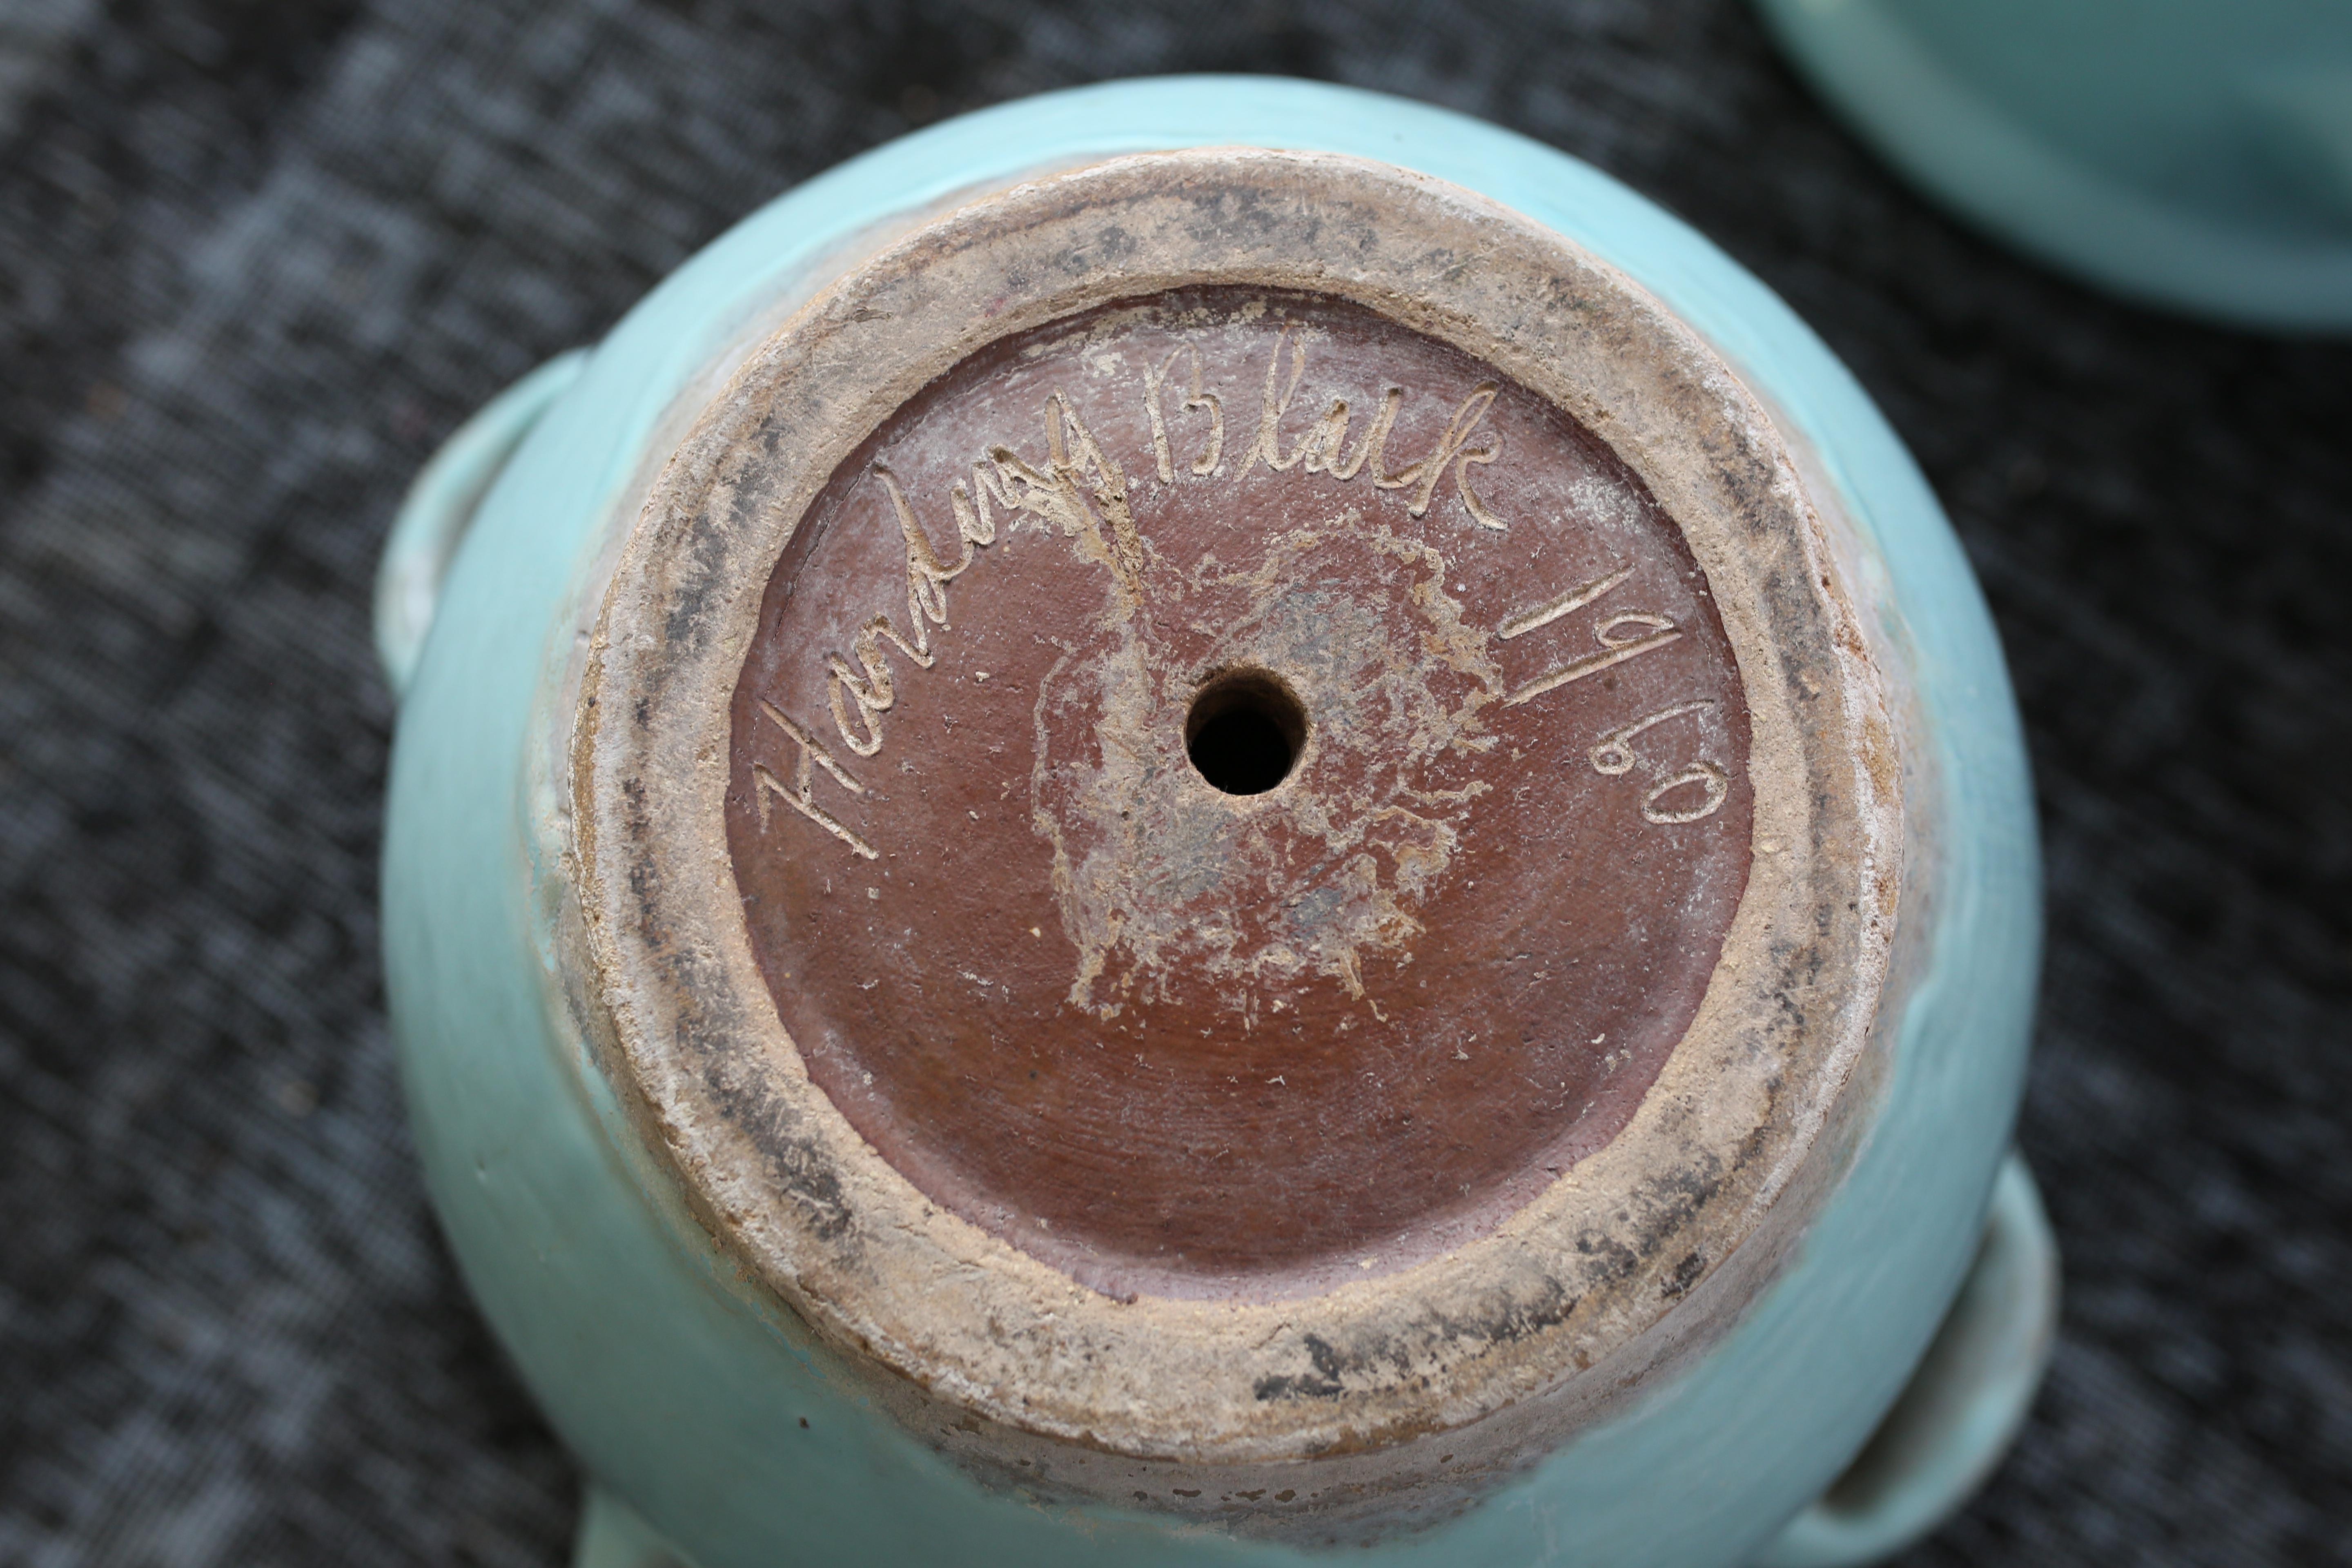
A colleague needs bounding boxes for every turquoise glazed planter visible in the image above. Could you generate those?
[1755,0,2352,331]
[378,78,2052,1568]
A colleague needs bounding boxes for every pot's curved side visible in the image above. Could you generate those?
[381,76,2039,1568]
[1758,1153,2059,1568]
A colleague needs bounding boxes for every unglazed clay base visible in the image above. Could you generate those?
[725,286,1755,1303]
[569,148,1899,1532]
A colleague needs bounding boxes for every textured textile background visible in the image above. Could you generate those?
[3,3,2348,1565]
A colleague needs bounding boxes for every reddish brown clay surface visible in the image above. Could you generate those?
[724,290,1751,1302]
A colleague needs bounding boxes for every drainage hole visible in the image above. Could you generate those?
[1185,669,1307,796]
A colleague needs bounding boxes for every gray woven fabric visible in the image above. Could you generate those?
[3,3,2347,1564]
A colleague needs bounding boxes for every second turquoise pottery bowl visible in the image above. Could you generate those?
[1756,0,2352,331]
[376,77,2052,1568]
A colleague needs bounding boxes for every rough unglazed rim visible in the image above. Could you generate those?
[568,148,1902,1474]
